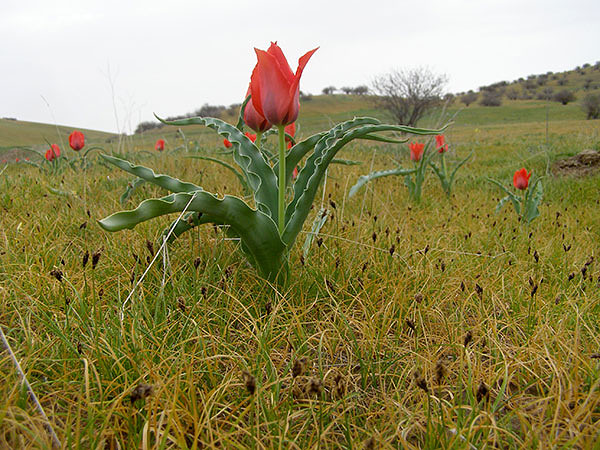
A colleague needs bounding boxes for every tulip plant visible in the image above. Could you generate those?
[99,43,443,283]
[429,134,473,197]
[349,140,434,202]
[488,168,543,223]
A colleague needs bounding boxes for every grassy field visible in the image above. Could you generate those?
[1,92,600,449]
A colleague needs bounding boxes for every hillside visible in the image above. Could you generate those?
[2,62,598,155]
[0,118,115,160]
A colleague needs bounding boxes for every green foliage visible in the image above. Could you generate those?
[99,116,442,283]
[488,176,543,224]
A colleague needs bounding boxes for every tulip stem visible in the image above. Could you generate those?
[277,125,286,235]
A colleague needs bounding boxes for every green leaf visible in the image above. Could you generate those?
[331,158,362,166]
[101,154,201,193]
[162,211,217,242]
[495,195,512,213]
[523,179,543,223]
[186,155,250,194]
[283,121,443,247]
[99,191,286,282]
[448,150,474,184]
[236,95,251,131]
[488,178,521,215]
[120,177,147,204]
[156,115,278,223]
[348,167,416,197]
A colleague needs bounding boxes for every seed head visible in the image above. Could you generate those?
[50,268,63,282]
[463,330,473,347]
[292,357,308,378]
[130,383,153,404]
[241,370,256,395]
[91,250,102,269]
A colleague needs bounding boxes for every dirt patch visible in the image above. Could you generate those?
[552,149,600,177]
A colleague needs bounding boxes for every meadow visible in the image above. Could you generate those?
[1,93,600,448]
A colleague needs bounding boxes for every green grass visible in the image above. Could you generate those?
[1,96,600,448]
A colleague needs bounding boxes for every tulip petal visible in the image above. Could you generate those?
[267,42,295,83]
[253,48,295,125]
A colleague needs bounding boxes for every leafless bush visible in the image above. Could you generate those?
[322,86,337,95]
[480,90,502,106]
[582,94,600,119]
[506,87,520,100]
[371,67,448,126]
[460,91,478,106]
[553,90,576,105]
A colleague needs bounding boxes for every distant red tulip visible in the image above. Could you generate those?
[155,139,165,151]
[25,157,29,161]
[513,168,531,190]
[292,166,299,180]
[1,160,6,164]
[223,138,233,149]
[69,130,85,151]
[435,134,448,153]
[15,158,20,163]
[408,142,425,162]
[243,87,271,132]
[244,132,257,143]
[45,144,60,161]
[250,42,318,126]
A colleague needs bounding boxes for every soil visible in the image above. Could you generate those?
[552,149,600,177]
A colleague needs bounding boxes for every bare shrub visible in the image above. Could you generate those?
[480,90,502,106]
[582,94,600,119]
[506,87,520,100]
[553,89,576,105]
[322,86,337,95]
[371,67,448,126]
[460,91,478,106]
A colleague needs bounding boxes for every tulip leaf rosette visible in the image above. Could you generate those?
[488,168,543,224]
[98,43,444,284]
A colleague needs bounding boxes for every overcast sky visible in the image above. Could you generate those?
[1,0,599,133]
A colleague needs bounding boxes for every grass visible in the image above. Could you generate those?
[1,96,600,448]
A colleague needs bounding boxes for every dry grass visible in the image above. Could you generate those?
[1,111,599,448]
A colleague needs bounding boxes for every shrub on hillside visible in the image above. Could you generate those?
[135,121,163,134]
[506,87,520,100]
[480,90,502,106]
[322,86,337,95]
[537,87,554,100]
[299,91,313,101]
[558,78,567,86]
[353,85,369,95]
[460,91,478,106]
[553,89,576,105]
[582,94,600,119]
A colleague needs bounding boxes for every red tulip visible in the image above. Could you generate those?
[155,139,165,151]
[15,158,20,163]
[69,130,85,151]
[408,142,425,162]
[223,138,233,149]
[250,42,318,126]
[45,144,60,161]
[2,160,6,164]
[292,165,299,180]
[513,168,531,190]
[435,134,448,153]
[243,87,271,132]
[245,132,257,143]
